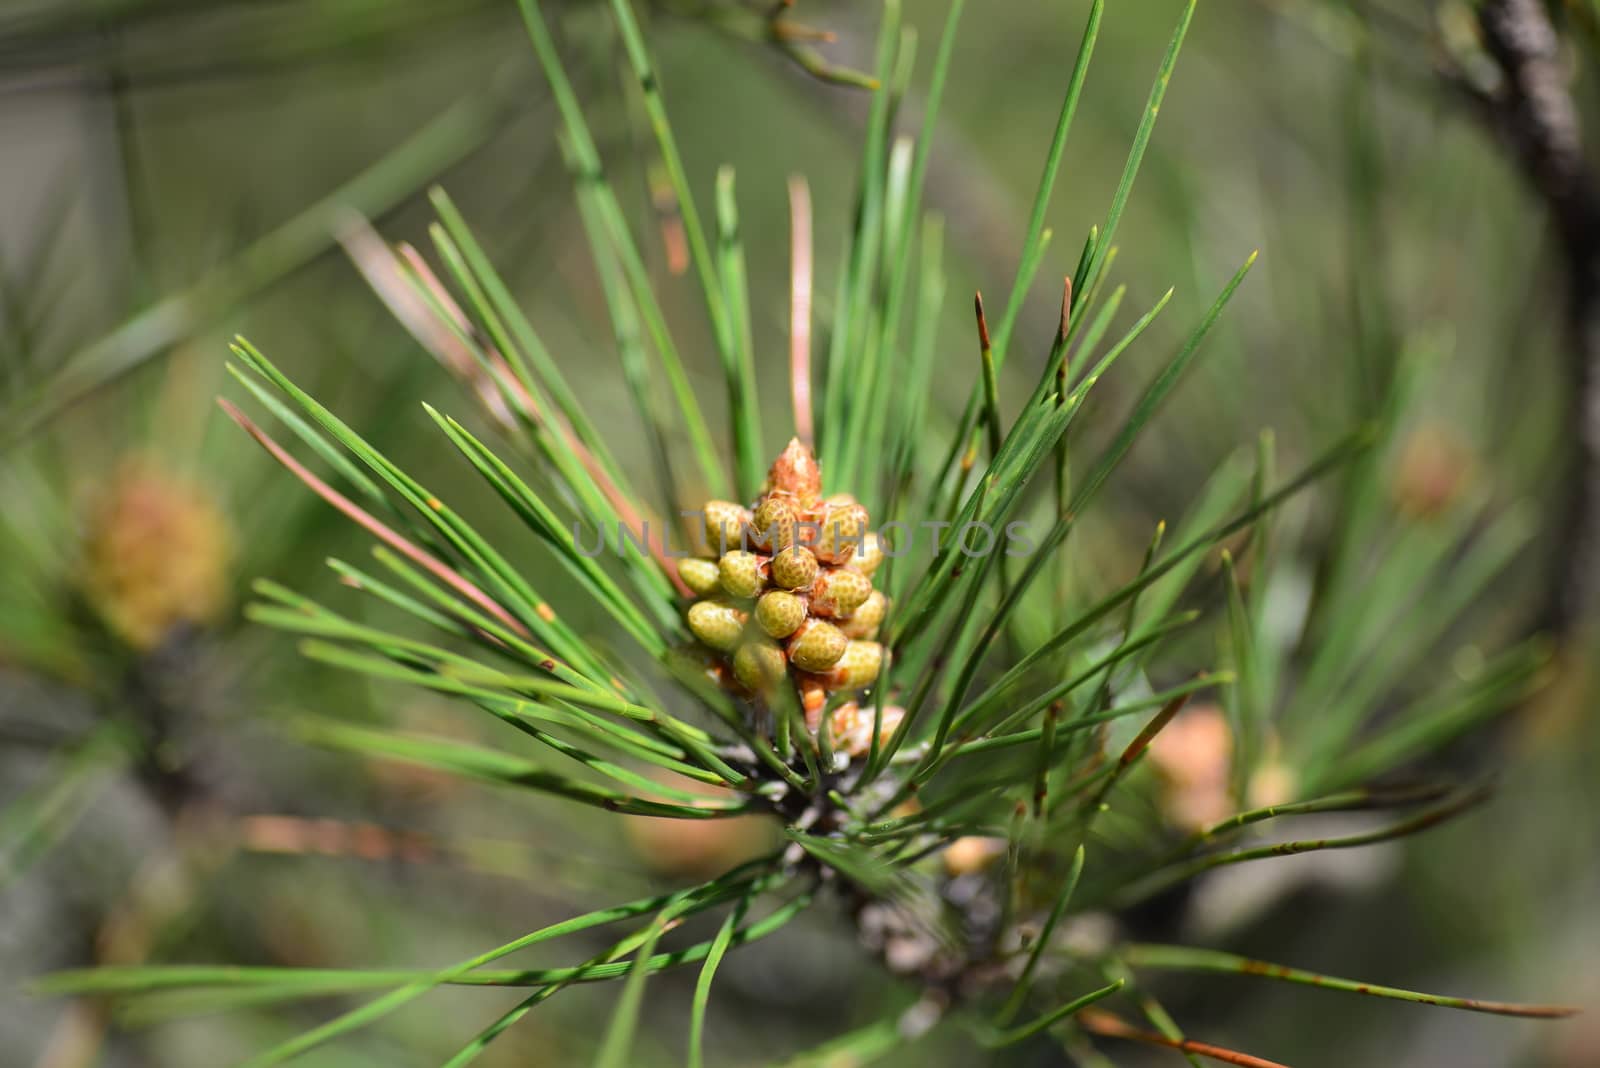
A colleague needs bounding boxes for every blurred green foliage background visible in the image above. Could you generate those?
[2,1,1597,1065]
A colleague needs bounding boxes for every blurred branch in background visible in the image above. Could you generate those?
[1261,0,1600,640]
[1444,0,1600,637]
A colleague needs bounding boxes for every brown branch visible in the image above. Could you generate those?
[1474,0,1600,635]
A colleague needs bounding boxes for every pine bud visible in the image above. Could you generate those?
[678,558,723,597]
[769,545,819,589]
[786,618,848,672]
[811,502,868,565]
[718,550,765,599]
[702,500,751,555]
[811,639,883,690]
[942,836,1005,877]
[849,532,885,578]
[83,459,232,652]
[766,437,821,504]
[687,597,748,651]
[839,589,887,640]
[1392,425,1473,519]
[810,567,873,618]
[754,589,806,639]
[623,772,774,878]
[799,675,828,730]
[825,701,905,759]
[732,636,788,692]
[750,496,798,552]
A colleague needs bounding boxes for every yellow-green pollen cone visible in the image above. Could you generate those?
[679,441,892,759]
[755,589,806,639]
[678,557,723,597]
[770,545,819,590]
[686,597,748,652]
[718,550,765,598]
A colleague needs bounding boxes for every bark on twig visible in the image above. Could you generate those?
[1474,0,1600,634]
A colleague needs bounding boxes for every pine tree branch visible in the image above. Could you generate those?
[1473,0,1600,634]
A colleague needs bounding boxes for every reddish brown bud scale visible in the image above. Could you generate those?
[826,701,905,759]
[799,676,828,730]
[766,437,821,505]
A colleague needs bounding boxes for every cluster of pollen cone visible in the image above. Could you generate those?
[683,440,901,758]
